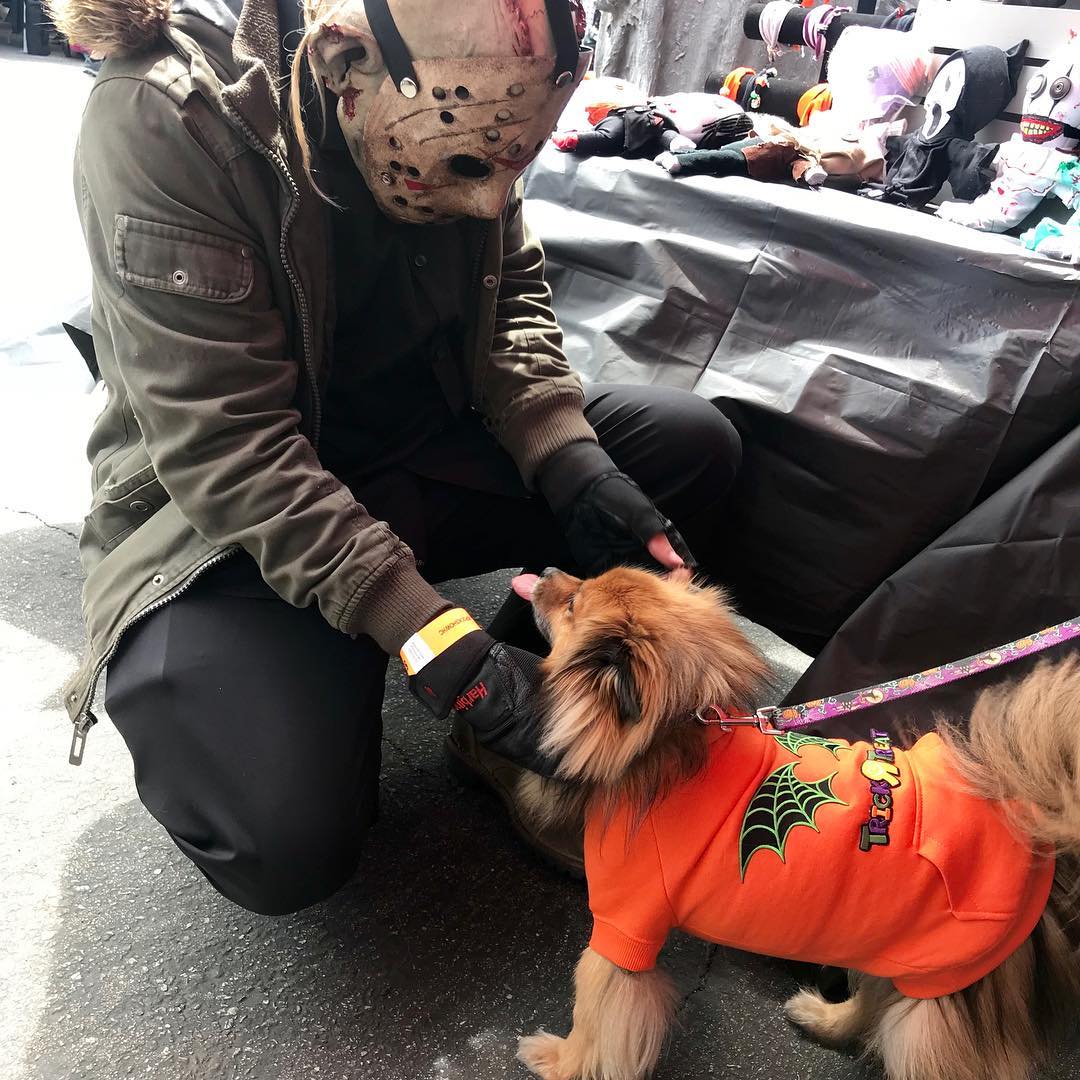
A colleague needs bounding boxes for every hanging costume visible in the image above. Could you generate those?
[586,726,1054,998]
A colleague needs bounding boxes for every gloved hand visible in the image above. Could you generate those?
[538,440,695,575]
[405,615,557,777]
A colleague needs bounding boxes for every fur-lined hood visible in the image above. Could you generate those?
[47,0,241,56]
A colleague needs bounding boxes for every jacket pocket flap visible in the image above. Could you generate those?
[86,472,170,552]
[114,215,254,303]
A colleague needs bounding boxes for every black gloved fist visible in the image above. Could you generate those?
[538,440,696,576]
[409,627,558,778]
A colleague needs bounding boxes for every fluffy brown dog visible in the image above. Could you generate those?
[514,566,1080,1080]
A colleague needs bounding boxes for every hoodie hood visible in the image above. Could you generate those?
[919,41,1028,144]
[48,0,241,55]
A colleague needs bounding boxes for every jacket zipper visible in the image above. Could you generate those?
[68,546,240,765]
[70,111,323,766]
[222,105,322,449]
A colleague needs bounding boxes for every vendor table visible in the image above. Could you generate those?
[524,149,1080,734]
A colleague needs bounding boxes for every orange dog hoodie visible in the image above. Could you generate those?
[585,727,1055,997]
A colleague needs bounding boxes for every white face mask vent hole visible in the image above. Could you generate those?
[440,111,455,124]
[455,86,471,100]
[449,155,493,179]
[393,195,408,207]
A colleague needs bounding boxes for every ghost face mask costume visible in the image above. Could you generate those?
[1020,46,1080,151]
[865,41,1028,208]
[297,0,590,223]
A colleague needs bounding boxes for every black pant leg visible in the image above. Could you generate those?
[104,559,386,916]
[582,383,742,575]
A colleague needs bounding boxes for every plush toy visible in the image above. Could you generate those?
[655,132,814,184]
[554,74,648,135]
[1021,176,1080,261]
[937,44,1080,232]
[753,112,909,186]
[553,93,753,158]
[861,41,1028,208]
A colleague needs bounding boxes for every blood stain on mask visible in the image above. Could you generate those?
[502,0,535,57]
[342,86,360,121]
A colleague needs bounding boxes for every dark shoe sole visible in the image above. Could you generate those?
[444,734,585,881]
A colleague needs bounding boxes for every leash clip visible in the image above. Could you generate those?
[694,704,784,736]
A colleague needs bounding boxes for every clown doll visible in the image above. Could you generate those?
[938,43,1080,232]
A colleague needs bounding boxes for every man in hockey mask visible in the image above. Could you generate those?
[54,0,742,913]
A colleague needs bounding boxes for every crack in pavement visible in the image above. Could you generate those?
[678,943,719,1016]
[2,505,80,542]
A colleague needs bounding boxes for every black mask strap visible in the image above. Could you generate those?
[544,0,580,87]
[364,0,581,96]
[364,0,420,97]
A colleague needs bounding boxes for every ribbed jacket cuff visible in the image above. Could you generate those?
[498,389,598,489]
[343,554,451,655]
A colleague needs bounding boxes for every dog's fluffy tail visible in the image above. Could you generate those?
[941,656,1080,855]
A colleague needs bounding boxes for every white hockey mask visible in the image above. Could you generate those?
[311,0,590,223]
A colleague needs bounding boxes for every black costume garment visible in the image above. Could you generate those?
[574,106,678,158]
[320,126,480,478]
[863,41,1026,207]
[876,136,999,208]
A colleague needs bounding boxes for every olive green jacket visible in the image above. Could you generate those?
[61,0,595,743]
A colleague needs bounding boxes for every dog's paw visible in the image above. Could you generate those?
[518,1031,572,1080]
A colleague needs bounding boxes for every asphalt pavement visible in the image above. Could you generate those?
[2,45,1077,1080]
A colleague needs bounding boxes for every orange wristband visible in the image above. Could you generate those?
[399,608,482,675]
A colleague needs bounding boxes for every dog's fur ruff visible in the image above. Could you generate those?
[516,567,1080,1080]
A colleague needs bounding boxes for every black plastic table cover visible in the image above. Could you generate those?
[524,149,1080,735]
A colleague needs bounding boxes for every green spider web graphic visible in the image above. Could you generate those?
[739,763,845,879]
[772,731,849,760]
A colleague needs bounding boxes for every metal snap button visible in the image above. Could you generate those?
[171,269,188,286]
[414,254,427,269]
[152,574,165,586]
[240,247,252,258]
[482,274,498,289]
[129,499,151,513]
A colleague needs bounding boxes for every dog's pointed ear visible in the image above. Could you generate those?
[610,641,642,725]
[590,638,642,726]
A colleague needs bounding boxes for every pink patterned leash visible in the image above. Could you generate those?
[696,616,1080,735]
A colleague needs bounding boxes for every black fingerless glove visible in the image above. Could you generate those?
[409,629,558,778]
[537,440,695,575]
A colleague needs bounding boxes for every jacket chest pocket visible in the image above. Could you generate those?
[114,215,254,303]
[86,464,170,552]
